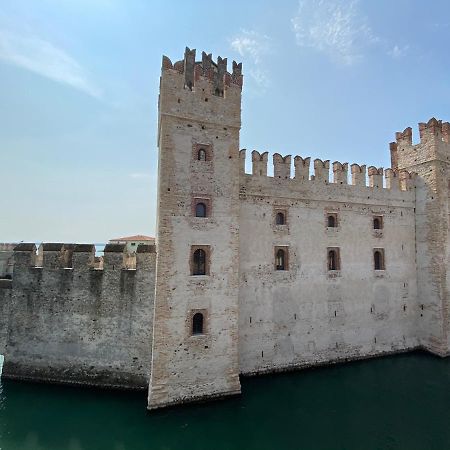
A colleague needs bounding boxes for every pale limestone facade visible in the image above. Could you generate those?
[1,48,449,411]
[147,48,450,409]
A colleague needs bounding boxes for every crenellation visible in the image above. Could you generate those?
[351,163,366,186]
[333,161,348,185]
[368,166,384,188]
[239,149,246,176]
[103,243,127,269]
[252,150,268,177]
[42,243,65,268]
[72,244,95,269]
[385,169,400,191]
[294,156,311,181]
[273,153,291,179]
[162,55,173,70]
[13,243,37,268]
[314,159,330,183]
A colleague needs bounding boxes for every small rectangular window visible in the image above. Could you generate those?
[274,246,289,271]
[190,245,210,276]
[373,215,383,230]
[327,247,341,271]
[192,197,211,218]
[192,143,213,162]
[374,248,385,270]
[326,213,338,228]
[274,209,287,226]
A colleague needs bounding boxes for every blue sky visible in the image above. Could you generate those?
[1,0,449,243]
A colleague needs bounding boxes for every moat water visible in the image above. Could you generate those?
[0,352,449,450]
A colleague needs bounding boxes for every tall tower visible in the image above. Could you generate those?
[391,118,450,356]
[148,48,244,409]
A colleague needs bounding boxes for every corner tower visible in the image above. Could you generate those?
[148,48,243,409]
[391,118,450,356]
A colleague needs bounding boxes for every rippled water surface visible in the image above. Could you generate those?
[1,352,449,450]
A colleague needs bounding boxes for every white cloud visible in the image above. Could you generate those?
[230,30,272,91]
[388,44,409,59]
[291,0,377,65]
[0,28,101,98]
[230,29,271,64]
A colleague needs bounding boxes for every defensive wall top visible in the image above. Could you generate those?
[12,243,156,270]
[240,149,416,192]
[161,47,243,95]
[390,117,450,170]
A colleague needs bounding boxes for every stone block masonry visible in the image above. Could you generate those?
[1,47,449,410]
[0,243,156,389]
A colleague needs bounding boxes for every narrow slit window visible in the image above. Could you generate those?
[276,249,286,271]
[193,249,206,275]
[192,313,204,335]
[195,202,207,218]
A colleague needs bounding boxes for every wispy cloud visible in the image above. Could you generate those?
[387,44,409,59]
[230,29,272,91]
[291,0,377,65]
[0,28,101,98]
[230,29,271,64]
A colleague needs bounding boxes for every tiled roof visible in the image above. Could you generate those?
[109,235,154,242]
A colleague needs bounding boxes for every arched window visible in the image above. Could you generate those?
[193,249,206,275]
[276,249,286,271]
[276,212,285,225]
[327,214,336,228]
[192,312,204,335]
[198,148,207,161]
[374,250,383,270]
[195,202,207,218]
[373,217,382,230]
[328,250,338,270]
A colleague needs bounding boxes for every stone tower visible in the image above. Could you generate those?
[391,118,450,356]
[147,48,244,409]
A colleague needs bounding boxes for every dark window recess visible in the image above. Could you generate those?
[327,215,337,228]
[328,250,338,270]
[276,212,285,225]
[276,249,286,270]
[198,148,207,161]
[374,250,384,270]
[193,249,206,275]
[373,216,382,229]
[195,202,207,218]
[192,313,204,335]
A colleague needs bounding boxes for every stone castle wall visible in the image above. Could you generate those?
[0,243,156,389]
[1,48,449,411]
[238,155,419,374]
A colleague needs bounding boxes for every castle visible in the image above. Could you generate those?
[1,48,449,411]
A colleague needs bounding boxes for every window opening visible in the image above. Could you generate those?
[192,313,204,335]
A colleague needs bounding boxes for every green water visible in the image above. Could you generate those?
[1,352,449,450]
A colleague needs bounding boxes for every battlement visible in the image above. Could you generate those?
[13,242,156,272]
[161,47,243,95]
[240,149,415,192]
[390,117,450,170]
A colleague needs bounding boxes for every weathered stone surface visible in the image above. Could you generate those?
[1,49,449,412]
[0,244,156,389]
